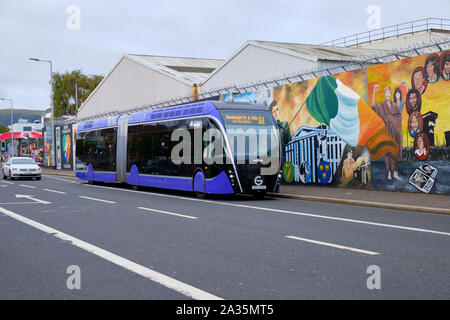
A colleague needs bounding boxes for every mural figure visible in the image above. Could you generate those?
[393,87,405,113]
[414,133,430,161]
[411,67,428,94]
[441,51,450,81]
[341,146,357,186]
[408,111,423,138]
[405,88,422,115]
[371,83,406,181]
[424,54,440,83]
[269,100,292,153]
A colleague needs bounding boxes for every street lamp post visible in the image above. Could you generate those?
[30,58,54,168]
[0,98,14,157]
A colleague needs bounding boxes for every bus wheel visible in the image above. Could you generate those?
[193,171,206,199]
[195,191,206,199]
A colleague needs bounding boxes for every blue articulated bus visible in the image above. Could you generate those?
[75,101,281,197]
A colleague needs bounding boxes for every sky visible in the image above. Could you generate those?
[0,0,449,111]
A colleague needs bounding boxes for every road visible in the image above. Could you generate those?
[0,173,449,300]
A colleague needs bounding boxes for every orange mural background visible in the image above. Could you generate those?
[368,51,450,147]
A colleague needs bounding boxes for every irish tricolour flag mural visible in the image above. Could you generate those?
[305,75,398,161]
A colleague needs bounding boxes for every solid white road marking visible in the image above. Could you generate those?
[0,207,222,300]
[138,207,198,220]
[43,189,67,195]
[1,181,14,184]
[286,235,380,255]
[15,194,51,205]
[84,184,450,237]
[19,184,36,189]
[78,196,116,204]
[0,202,40,205]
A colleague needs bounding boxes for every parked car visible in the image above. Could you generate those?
[2,157,41,180]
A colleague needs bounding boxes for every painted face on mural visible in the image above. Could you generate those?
[413,71,424,90]
[347,148,353,159]
[410,115,419,131]
[384,86,391,100]
[272,104,279,120]
[409,92,418,108]
[426,61,435,78]
[417,136,424,150]
[445,61,450,75]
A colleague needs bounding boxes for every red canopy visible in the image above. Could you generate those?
[0,132,21,141]
[0,132,42,141]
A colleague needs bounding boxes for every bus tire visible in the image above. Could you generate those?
[195,191,206,199]
[193,170,207,199]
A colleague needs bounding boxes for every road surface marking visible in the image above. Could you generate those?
[78,196,116,204]
[286,235,380,255]
[1,181,14,184]
[15,194,51,205]
[19,184,36,189]
[84,184,450,237]
[0,202,40,205]
[43,189,67,195]
[138,207,198,220]
[0,207,222,300]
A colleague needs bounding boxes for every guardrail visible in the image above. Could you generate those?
[321,18,450,47]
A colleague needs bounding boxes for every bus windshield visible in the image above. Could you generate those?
[220,110,279,162]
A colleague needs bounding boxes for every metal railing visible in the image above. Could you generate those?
[66,39,450,124]
[321,18,450,47]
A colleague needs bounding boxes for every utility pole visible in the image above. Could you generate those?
[30,58,54,167]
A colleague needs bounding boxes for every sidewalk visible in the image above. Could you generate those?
[42,168,76,177]
[40,168,450,215]
[274,184,450,215]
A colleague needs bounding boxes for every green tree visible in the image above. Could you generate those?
[0,124,10,134]
[52,70,103,117]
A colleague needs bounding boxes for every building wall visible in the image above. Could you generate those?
[201,44,346,91]
[76,57,193,119]
[222,49,450,194]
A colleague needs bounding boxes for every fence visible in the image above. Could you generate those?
[321,18,450,47]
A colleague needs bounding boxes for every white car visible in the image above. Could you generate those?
[2,157,41,180]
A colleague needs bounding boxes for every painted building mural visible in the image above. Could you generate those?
[221,50,450,194]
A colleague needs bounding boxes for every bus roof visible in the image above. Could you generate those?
[77,101,269,131]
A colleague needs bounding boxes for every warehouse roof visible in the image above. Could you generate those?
[126,54,225,86]
[201,40,390,87]
[250,40,390,62]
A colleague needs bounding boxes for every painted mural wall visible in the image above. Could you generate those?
[221,50,450,194]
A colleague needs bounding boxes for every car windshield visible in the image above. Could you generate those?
[12,158,36,165]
